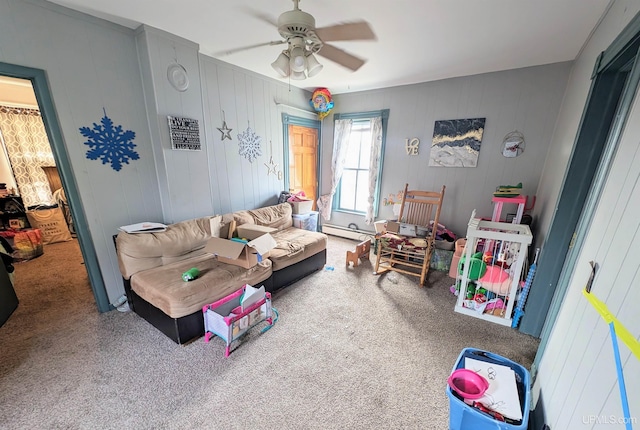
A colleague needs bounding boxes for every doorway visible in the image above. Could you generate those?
[0,62,108,312]
[282,114,321,208]
[519,35,640,338]
[528,15,640,377]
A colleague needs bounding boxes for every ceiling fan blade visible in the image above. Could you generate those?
[250,12,279,28]
[216,40,286,56]
[315,21,376,42]
[239,6,278,28]
[316,43,366,71]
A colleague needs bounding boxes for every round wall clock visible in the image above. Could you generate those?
[501,131,525,158]
[167,63,189,92]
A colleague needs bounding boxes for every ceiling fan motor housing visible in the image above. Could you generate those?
[267,0,371,75]
[277,9,318,49]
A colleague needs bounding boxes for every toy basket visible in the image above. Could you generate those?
[454,214,532,326]
[203,284,273,357]
[447,348,530,430]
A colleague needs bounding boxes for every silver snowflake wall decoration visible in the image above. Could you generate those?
[237,126,262,163]
[79,109,139,171]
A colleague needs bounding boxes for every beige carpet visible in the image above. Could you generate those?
[0,236,539,429]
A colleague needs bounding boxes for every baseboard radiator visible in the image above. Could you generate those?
[321,224,375,241]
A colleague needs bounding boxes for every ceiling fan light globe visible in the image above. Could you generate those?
[306,53,323,77]
[271,52,290,77]
[289,46,306,72]
[290,70,306,80]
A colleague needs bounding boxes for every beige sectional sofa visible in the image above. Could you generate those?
[115,203,327,344]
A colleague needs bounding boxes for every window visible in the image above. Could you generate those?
[338,120,372,212]
[334,110,389,218]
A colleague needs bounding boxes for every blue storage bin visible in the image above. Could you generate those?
[447,348,530,430]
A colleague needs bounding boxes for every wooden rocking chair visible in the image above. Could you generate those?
[374,184,446,286]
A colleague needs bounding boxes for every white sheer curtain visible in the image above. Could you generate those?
[365,116,383,224]
[317,118,352,220]
[0,106,55,207]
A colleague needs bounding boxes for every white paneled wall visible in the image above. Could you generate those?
[0,0,163,303]
[535,1,640,428]
[136,26,213,224]
[2,3,638,424]
[136,25,311,222]
[538,74,640,430]
[0,1,310,304]
[322,62,571,237]
[200,58,310,214]
[535,0,640,245]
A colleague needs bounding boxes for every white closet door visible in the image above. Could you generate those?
[538,89,640,428]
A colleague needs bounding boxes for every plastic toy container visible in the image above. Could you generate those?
[292,211,319,232]
[448,238,467,279]
[447,348,530,430]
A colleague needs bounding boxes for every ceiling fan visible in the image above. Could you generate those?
[221,0,376,80]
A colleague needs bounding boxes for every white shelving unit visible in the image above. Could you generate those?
[454,213,532,327]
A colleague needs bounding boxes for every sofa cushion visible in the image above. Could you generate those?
[249,203,293,231]
[268,227,327,271]
[232,210,254,226]
[116,217,212,280]
[130,254,272,319]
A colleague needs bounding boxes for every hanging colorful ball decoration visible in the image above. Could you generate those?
[309,88,334,120]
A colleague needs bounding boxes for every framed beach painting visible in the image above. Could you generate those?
[429,118,486,167]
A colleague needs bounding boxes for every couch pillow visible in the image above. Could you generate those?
[116,217,211,279]
[210,215,223,237]
[249,203,293,230]
[233,210,254,226]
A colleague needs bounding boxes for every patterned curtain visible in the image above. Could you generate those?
[365,116,383,225]
[316,118,352,221]
[0,106,55,207]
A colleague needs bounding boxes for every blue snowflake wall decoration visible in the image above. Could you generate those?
[79,109,139,171]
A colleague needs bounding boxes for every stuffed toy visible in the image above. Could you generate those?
[458,252,486,280]
[478,265,512,295]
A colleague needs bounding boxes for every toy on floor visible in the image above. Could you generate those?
[346,238,371,267]
[458,252,487,280]
[512,248,540,328]
[451,251,486,296]
[203,284,274,357]
[485,297,505,309]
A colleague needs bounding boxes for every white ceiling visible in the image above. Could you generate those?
[47,0,611,94]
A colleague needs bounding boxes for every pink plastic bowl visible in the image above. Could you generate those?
[447,369,489,400]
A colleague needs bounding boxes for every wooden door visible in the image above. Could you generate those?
[288,124,318,207]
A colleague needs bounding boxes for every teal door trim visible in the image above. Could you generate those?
[282,113,321,210]
[530,12,640,378]
[0,62,110,312]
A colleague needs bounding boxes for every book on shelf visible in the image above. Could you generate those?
[119,222,167,234]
